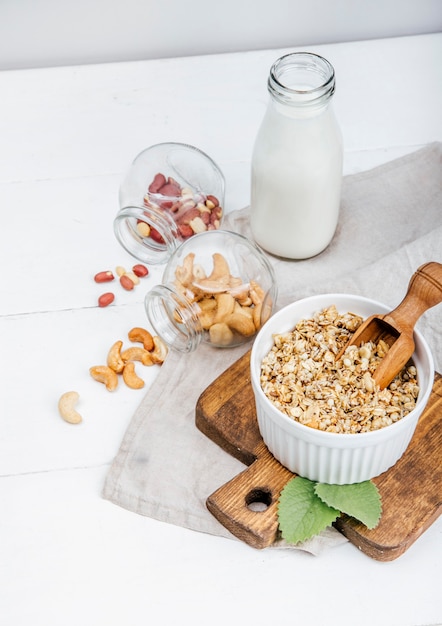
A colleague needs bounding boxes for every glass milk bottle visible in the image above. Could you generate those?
[251,52,343,259]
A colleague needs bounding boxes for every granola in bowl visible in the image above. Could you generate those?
[260,305,419,434]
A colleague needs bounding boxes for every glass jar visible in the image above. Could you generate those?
[114,142,225,264]
[144,230,277,352]
[251,52,343,259]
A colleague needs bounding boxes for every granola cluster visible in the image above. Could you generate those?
[260,305,419,433]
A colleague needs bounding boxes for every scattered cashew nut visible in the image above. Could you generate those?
[89,365,119,391]
[128,327,155,351]
[107,340,125,373]
[122,361,145,389]
[121,346,154,366]
[58,391,82,424]
[150,335,168,364]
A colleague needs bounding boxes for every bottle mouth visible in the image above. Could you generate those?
[268,52,335,106]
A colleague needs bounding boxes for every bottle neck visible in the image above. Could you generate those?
[268,52,335,110]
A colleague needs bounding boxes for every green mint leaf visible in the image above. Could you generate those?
[278,477,340,544]
[314,481,382,529]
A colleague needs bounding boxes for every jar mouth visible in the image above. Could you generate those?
[268,52,335,106]
[144,284,203,353]
[113,205,179,265]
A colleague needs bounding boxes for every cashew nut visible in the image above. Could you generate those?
[209,322,234,346]
[250,280,271,329]
[58,391,82,424]
[107,340,125,373]
[150,335,168,364]
[195,297,217,329]
[172,251,270,345]
[192,279,230,294]
[250,280,265,305]
[194,253,231,292]
[89,365,119,391]
[213,292,235,324]
[175,252,195,287]
[225,312,256,337]
[192,263,206,281]
[121,346,154,366]
[128,327,155,352]
[122,361,145,389]
[207,253,230,282]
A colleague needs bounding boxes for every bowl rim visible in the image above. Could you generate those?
[250,292,434,444]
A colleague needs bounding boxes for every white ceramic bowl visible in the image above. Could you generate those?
[250,293,434,484]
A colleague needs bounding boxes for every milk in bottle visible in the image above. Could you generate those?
[251,52,343,259]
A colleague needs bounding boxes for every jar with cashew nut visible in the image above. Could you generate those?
[114,142,225,265]
[144,230,277,352]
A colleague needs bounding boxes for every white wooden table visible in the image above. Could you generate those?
[1,34,441,626]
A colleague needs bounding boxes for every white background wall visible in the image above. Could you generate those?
[0,0,441,70]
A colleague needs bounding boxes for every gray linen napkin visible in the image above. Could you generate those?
[103,142,442,555]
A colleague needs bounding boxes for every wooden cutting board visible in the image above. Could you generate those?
[195,350,442,561]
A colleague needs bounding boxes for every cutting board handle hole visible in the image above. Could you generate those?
[245,488,272,512]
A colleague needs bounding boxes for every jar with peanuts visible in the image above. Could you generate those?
[251,52,343,259]
[144,230,277,352]
[114,142,225,265]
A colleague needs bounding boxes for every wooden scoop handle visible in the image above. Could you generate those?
[206,441,294,549]
[383,262,442,334]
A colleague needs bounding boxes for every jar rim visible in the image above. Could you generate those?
[144,284,203,353]
[113,204,179,265]
[268,52,335,106]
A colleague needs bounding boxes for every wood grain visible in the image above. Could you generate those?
[196,350,442,560]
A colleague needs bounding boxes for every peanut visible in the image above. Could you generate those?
[148,172,167,193]
[206,194,219,207]
[124,271,140,285]
[98,292,115,307]
[149,227,165,244]
[143,172,223,242]
[132,264,149,277]
[128,327,155,351]
[122,362,145,389]
[58,391,82,424]
[178,223,194,238]
[189,216,207,234]
[137,221,151,238]
[89,365,118,391]
[120,274,135,291]
[107,340,125,373]
[94,270,115,283]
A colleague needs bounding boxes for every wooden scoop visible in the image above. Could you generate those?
[337,262,442,389]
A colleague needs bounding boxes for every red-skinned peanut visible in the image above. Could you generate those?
[94,271,115,283]
[132,264,149,277]
[98,292,115,307]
